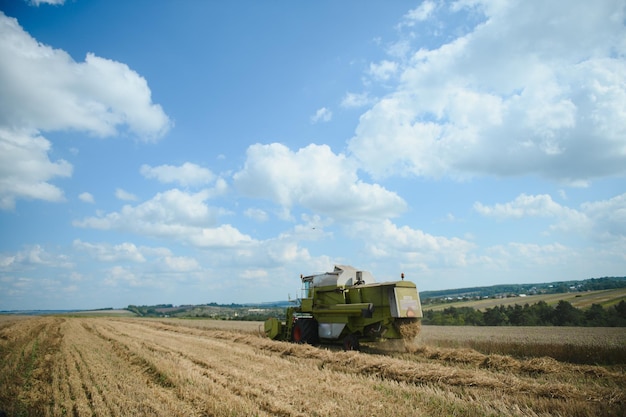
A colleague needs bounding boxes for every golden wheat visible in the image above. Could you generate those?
[0,316,624,417]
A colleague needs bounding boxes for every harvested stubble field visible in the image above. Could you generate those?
[1,316,625,417]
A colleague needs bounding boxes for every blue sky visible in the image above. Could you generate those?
[1,0,624,310]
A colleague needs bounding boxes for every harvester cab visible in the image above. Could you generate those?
[264,265,422,350]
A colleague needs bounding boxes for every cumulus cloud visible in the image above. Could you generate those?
[342,215,622,288]
[140,162,215,187]
[368,60,398,81]
[473,194,578,219]
[310,107,332,123]
[0,14,171,138]
[482,242,574,272]
[244,208,269,222]
[475,192,626,242]
[0,13,171,209]
[103,266,142,287]
[74,189,253,248]
[0,245,72,270]
[76,189,215,228]
[186,224,254,248]
[74,239,200,270]
[27,0,65,5]
[78,192,95,203]
[348,0,626,183]
[576,193,626,241]
[0,128,72,209]
[161,255,199,272]
[73,240,147,263]
[348,219,476,269]
[233,143,407,221]
[240,269,268,280]
[115,188,138,201]
[402,1,436,24]
[341,92,374,108]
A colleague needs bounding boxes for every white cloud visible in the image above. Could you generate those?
[74,189,253,248]
[244,208,269,222]
[310,107,332,123]
[115,188,138,201]
[341,92,374,108]
[482,242,574,271]
[72,210,325,285]
[69,272,84,282]
[27,0,65,5]
[347,0,626,183]
[368,60,398,81]
[474,194,576,219]
[475,192,626,242]
[103,266,140,287]
[162,255,199,272]
[474,240,625,286]
[240,269,268,280]
[79,192,94,203]
[0,14,171,139]
[579,193,626,241]
[186,224,254,248]
[403,1,436,24]
[76,188,215,228]
[73,239,200,277]
[62,239,205,294]
[73,240,147,263]
[0,13,171,209]
[0,128,72,210]
[349,219,476,270]
[140,162,215,187]
[0,245,72,270]
[233,143,407,221]
[0,235,330,307]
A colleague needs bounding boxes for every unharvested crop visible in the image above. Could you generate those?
[416,325,626,364]
[0,316,624,417]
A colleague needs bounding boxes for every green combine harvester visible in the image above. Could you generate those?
[264,265,422,350]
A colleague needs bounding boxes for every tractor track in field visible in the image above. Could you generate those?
[113,319,626,403]
[88,319,296,415]
[130,318,624,404]
[94,317,625,416]
[92,319,337,417]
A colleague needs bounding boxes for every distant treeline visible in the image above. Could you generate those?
[423,300,626,327]
[421,276,626,304]
[126,304,189,316]
[125,303,286,320]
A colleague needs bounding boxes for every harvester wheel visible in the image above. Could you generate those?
[292,318,319,345]
[342,333,360,351]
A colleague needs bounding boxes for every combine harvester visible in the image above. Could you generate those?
[264,265,422,350]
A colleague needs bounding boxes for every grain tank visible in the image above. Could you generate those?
[264,265,422,350]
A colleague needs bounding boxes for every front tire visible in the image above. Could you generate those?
[342,333,360,351]
[291,318,319,345]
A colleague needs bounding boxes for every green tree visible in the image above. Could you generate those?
[530,301,554,325]
[484,306,509,326]
[584,304,608,326]
[462,307,484,326]
[553,300,583,326]
[608,300,626,326]
[615,300,626,320]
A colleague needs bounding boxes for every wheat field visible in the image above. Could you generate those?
[0,316,624,416]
